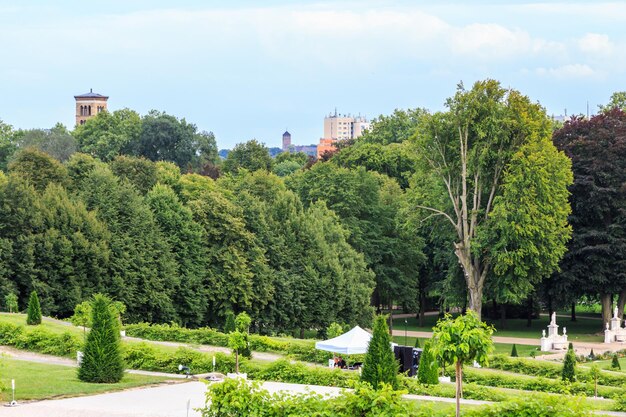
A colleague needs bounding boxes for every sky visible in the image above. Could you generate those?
[0,1,625,149]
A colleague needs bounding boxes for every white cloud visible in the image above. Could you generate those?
[535,64,596,79]
[578,33,613,55]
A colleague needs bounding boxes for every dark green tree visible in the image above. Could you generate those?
[417,340,439,385]
[9,147,70,191]
[511,344,518,357]
[16,123,76,162]
[0,118,16,171]
[110,155,158,195]
[26,291,42,325]
[78,294,124,383]
[414,338,420,348]
[361,315,398,389]
[551,109,626,326]
[223,311,236,333]
[222,140,273,174]
[612,353,621,370]
[562,345,577,382]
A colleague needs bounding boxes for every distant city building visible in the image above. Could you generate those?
[75,89,108,126]
[317,111,370,158]
[282,131,292,151]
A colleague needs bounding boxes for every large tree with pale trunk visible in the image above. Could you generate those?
[411,79,572,318]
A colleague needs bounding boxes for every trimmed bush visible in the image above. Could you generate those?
[562,346,577,382]
[612,354,621,370]
[361,315,398,389]
[414,338,420,348]
[468,394,591,417]
[26,291,42,325]
[78,294,124,383]
[510,344,518,357]
[417,341,439,385]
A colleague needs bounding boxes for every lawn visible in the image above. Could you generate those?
[391,336,539,357]
[0,312,83,336]
[0,358,170,401]
[393,314,604,342]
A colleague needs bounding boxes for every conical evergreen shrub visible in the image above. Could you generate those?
[26,291,42,325]
[78,294,124,383]
[361,315,398,389]
[417,341,439,385]
[589,349,595,360]
[612,354,621,370]
[511,344,518,357]
[223,311,236,333]
[561,345,576,382]
[414,338,420,349]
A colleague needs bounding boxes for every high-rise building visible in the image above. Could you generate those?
[75,89,108,126]
[282,130,292,150]
[317,111,370,158]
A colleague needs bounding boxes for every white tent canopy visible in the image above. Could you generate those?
[315,326,372,355]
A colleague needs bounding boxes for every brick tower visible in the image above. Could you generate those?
[75,89,108,126]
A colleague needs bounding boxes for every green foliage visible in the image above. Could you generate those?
[0,321,81,356]
[326,322,344,339]
[109,155,158,194]
[562,346,577,382]
[417,340,439,385]
[247,358,357,387]
[223,139,273,174]
[26,291,42,325]
[9,147,70,191]
[15,124,77,162]
[5,292,18,313]
[74,108,142,161]
[361,315,398,389]
[598,91,626,113]
[467,394,591,417]
[223,311,236,333]
[612,354,622,370]
[511,344,518,357]
[414,337,420,348]
[78,294,124,383]
[228,330,247,373]
[70,300,126,328]
[431,312,494,368]
[123,342,235,374]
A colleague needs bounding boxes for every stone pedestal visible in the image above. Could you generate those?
[540,315,568,351]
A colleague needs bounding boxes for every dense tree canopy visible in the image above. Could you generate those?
[222,139,273,174]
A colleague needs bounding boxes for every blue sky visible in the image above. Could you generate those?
[1,1,624,149]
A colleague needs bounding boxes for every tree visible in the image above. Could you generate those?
[551,110,626,326]
[598,91,626,113]
[4,292,18,313]
[360,108,427,146]
[223,311,236,333]
[78,294,125,383]
[612,353,621,370]
[411,80,573,318]
[361,315,398,389]
[235,312,252,358]
[134,110,216,170]
[222,140,273,174]
[228,331,247,374]
[26,291,42,325]
[74,108,142,161]
[562,345,577,382]
[16,124,77,162]
[417,340,439,385]
[431,311,494,417]
[0,118,16,171]
[110,155,158,194]
[326,322,344,339]
[510,344,518,357]
[590,364,600,398]
[8,147,70,191]
[414,338,420,348]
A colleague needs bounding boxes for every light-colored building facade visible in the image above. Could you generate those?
[75,89,108,126]
[317,112,370,158]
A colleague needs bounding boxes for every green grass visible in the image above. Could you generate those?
[0,312,83,336]
[392,336,539,357]
[589,357,626,373]
[0,358,170,401]
[393,314,604,342]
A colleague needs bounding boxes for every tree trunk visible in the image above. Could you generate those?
[617,289,626,320]
[500,304,506,329]
[418,279,426,327]
[468,285,483,319]
[526,295,533,327]
[547,295,553,319]
[299,328,305,339]
[571,302,576,322]
[601,293,613,328]
[455,360,462,417]
[388,311,393,335]
[235,350,239,373]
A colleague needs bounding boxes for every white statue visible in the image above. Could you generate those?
[550,312,556,325]
[606,322,610,330]
[542,329,546,338]
[563,327,567,335]
[615,306,619,319]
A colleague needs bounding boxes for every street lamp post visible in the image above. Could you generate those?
[404,319,408,346]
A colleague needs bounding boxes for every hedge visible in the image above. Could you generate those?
[0,321,81,357]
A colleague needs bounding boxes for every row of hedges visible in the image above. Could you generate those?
[489,355,626,386]
[0,321,82,357]
[461,367,625,399]
[124,322,351,364]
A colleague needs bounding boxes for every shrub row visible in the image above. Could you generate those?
[0,321,82,357]
[124,322,349,363]
[245,359,358,387]
[489,355,626,386]
[461,367,625,399]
